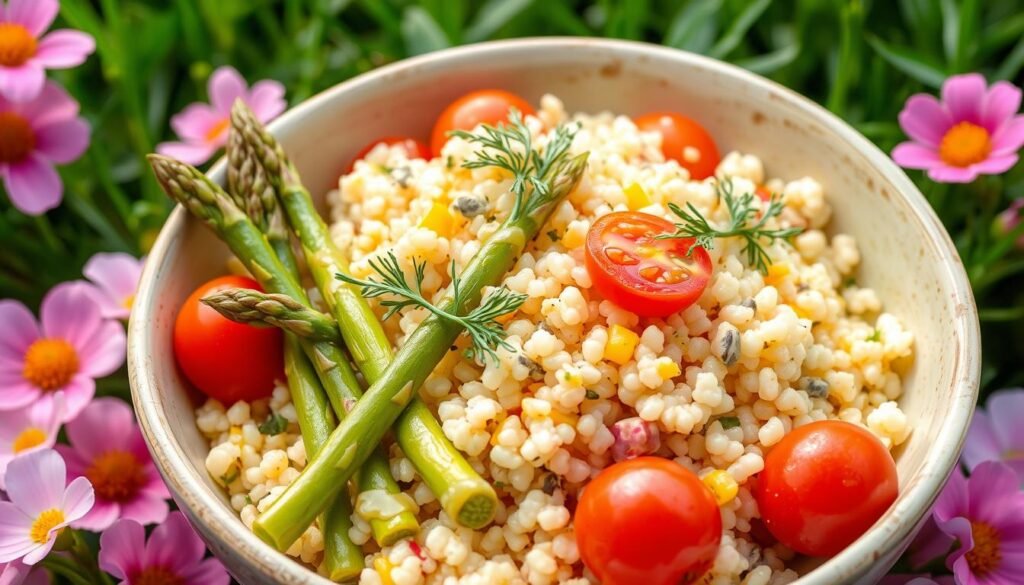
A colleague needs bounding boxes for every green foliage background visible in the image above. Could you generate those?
[3,0,1024,396]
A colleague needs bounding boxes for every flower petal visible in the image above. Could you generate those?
[970,154,1019,175]
[208,66,247,115]
[991,117,1024,156]
[0,64,45,103]
[13,82,78,127]
[0,503,35,564]
[927,164,980,183]
[32,30,95,68]
[98,519,145,580]
[898,94,953,147]
[0,372,38,412]
[4,0,57,36]
[0,300,37,362]
[50,376,94,421]
[66,398,137,461]
[0,559,40,585]
[982,81,1023,133]
[155,141,218,167]
[70,501,120,532]
[4,449,66,517]
[246,80,286,122]
[82,253,142,319]
[33,117,89,165]
[181,558,231,585]
[18,540,52,567]
[3,154,62,215]
[961,410,1002,471]
[169,103,223,142]
[61,477,94,523]
[75,319,125,378]
[145,512,206,571]
[892,142,942,170]
[941,73,987,124]
[39,282,102,350]
[79,283,126,321]
[932,467,968,522]
[116,494,168,527]
[966,461,1022,522]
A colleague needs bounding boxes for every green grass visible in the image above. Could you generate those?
[2,0,1023,392]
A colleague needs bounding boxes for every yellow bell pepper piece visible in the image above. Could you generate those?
[624,182,652,210]
[373,557,396,585]
[702,470,739,506]
[419,201,455,237]
[604,324,640,365]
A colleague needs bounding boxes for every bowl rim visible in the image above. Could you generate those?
[129,37,980,584]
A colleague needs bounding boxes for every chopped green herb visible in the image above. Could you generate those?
[585,389,599,400]
[244,495,254,506]
[259,412,288,435]
[866,329,882,342]
[547,229,561,242]
[219,466,239,485]
[718,416,741,430]
[843,275,857,288]
[446,155,454,169]
[493,480,507,489]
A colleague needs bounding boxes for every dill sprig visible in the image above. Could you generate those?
[451,109,578,222]
[660,180,803,273]
[336,252,527,364]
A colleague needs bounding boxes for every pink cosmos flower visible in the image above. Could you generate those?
[56,399,170,531]
[0,393,64,490]
[963,388,1024,482]
[99,512,230,585]
[0,81,90,215]
[0,449,93,565]
[0,559,49,585]
[995,200,1024,249]
[80,253,145,320]
[0,282,124,420]
[911,462,1024,584]
[0,0,95,103]
[892,74,1024,183]
[878,577,955,585]
[156,66,286,166]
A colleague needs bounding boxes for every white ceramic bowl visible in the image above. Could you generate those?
[129,38,980,584]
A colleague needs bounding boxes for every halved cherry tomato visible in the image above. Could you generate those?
[430,89,535,156]
[635,112,720,180]
[174,276,283,403]
[756,420,898,557]
[585,212,712,317]
[348,136,430,172]
[575,457,722,585]
[755,185,773,202]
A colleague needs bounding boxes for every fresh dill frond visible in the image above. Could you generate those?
[660,180,803,273]
[336,252,527,364]
[451,109,578,222]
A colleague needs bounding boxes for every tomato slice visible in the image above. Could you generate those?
[348,136,430,172]
[635,112,721,180]
[585,212,712,317]
[430,89,536,156]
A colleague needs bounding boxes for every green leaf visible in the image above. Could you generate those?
[940,0,959,66]
[259,413,288,435]
[733,43,799,75]
[980,12,1024,57]
[465,0,534,43]
[718,416,741,430]
[664,0,722,53]
[866,35,947,88]
[401,6,451,56]
[709,0,772,59]
[996,37,1024,81]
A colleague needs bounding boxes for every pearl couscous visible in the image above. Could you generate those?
[196,94,913,584]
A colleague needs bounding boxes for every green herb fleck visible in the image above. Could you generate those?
[219,466,239,485]
[259,413,288,435]
[843,275,857,288]
[718,416,741,430]
[585,389,599,400]
[446,155,454,169]
[547,229,561,242]
[866,328,882,342]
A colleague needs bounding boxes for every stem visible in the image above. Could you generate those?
[33,215,64,253]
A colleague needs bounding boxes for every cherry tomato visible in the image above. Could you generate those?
[756,420,898,557]
[348,136,430,172]
[635,112,721,180]
[755,185,773,202]
[174,276,283,403]
[585,212,712,317]
[430,89,536,156]
[575,457,722,585]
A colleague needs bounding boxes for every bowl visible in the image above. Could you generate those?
[128,38,980,584]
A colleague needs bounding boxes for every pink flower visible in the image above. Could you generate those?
[0,81,90,215]
[0,393,64,490]
[80,253,145,320]
[56,399,170,531]
[878,577,955,585]
[0,449,93,565]
[99,512,230,585]
[0,0,95,103]
[0,559,49,585]
[963,388,1024,482]
[156,66,285,166]
[0,282,124,420]
[892,73,1024,183]
[995,200,1024,249]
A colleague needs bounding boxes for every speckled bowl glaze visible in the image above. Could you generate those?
[128,38,980,585]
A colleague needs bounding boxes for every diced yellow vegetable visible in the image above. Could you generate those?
[549,410,579,428]
[604,324,640,365]
[703,470,739,506]
[419,201,455,237]
[656,359,681,379]
[764,262,790,286]
[491,417,514,446]
[624,182,652,210]
[373,557,396,585]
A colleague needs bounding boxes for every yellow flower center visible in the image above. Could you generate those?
[939,122,992,167]
[204,118,229,143]
[965,521,1002,577]
[122,294,136,310]
[135,567,184,585]
[0,23,37,67]
[85,450,147,502]
[22,339,79,391]
[0,111,35,164]
[29,508,65,544]
[12,427,47,453]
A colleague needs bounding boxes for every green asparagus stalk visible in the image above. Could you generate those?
[231,101,500,536]
[148,154,418,555]
[201,288,340,342]
[251,137,589,552]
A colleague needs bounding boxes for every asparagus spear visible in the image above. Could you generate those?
[231,102,499,534]
[251,116,588,551]
[148,154,418,554]
[201,288,340,342]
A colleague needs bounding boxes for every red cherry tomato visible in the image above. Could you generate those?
[635,112,721,180]
[348,136,430,172]
[585,212,712,317]
[755,185,773,202]
[575,457,722,585]
[430,89,536,156]
[756,420,898,557]
[174,276,283,403]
